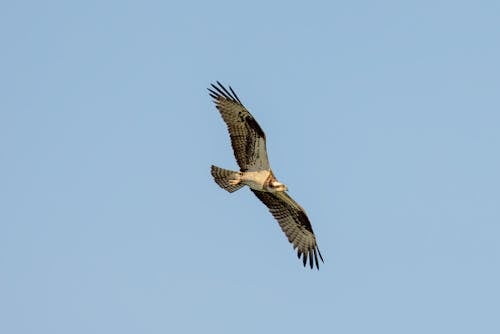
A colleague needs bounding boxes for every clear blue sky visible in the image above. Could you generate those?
[1,1,499,333]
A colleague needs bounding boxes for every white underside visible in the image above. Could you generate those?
[239,170,271,191]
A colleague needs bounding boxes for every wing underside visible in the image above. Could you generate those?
[208,82,270,172]
[251,189,324,269]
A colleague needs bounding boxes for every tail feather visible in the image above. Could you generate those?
[210,165,244,193]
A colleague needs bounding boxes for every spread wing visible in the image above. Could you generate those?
[208,82,270,172]
[251,189,324,269]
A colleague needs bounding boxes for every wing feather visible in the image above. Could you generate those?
[208,82,270,172]
[251,189,324,269]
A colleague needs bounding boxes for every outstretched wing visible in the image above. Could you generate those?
[251,189,324,269]
[208,82,270,172]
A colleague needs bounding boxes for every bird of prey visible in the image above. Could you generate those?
[209,82,324,269]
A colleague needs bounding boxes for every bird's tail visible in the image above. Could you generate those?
[210,165,244,193]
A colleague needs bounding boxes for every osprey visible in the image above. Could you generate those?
[209,82,324,269]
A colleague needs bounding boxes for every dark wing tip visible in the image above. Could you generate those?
[208,81,242,105]
[299,246,324,270]
[317,248,324,263]
[298,248,318,269]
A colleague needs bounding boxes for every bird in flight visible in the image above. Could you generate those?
[209,82,324,269]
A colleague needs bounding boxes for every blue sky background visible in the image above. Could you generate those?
[1,1,499,333]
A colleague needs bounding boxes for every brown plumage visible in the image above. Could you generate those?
[209,82,324,269]
[208,82,269,172]
[251,190,324,269]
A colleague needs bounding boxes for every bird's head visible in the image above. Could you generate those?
[268,180,288,192]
